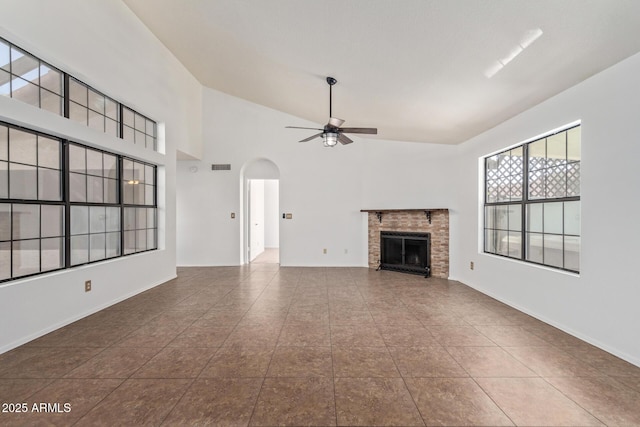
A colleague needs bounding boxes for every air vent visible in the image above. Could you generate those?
[211,164,231,171]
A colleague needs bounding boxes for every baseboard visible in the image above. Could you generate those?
[461,279,640,368]
[0,273,177,355]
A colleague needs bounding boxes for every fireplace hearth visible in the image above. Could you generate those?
[379,231,431,277]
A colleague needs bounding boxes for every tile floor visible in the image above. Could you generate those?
[252,249,280,264]
[1,265,639,426]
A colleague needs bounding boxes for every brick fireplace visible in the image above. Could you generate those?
[362,209,449,279]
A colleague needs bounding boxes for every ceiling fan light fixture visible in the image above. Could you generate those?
[322,132,339,147]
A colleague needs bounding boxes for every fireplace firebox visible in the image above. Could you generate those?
[379,231,431,277]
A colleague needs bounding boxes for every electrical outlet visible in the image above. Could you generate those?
[323,248,327,254]
[470,262,474,270]
[85,280,92,292]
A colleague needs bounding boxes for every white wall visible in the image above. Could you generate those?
[264,179,280,248]
[178,88,368,266]
[361,138,459,209]
[0,0,202,353]
[452,52,640,366]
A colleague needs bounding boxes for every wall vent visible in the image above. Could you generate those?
[211,164,231,171]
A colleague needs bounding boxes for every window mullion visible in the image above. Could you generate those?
[63,73,70,119]
[522,143,529,261]
[119,156,124,258]
[63,141,71,269]
[10,204,14,279]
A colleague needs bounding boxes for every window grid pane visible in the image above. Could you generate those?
[0,38,63,116]
[485,148,523,203]
[69,78,122,139]
[122,106,157,150]
[0,202,65,279]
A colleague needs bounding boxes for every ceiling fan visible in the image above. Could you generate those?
[286,77,377,147]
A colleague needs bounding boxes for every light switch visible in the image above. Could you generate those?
[231,213,235,219]
[285,213,293,219]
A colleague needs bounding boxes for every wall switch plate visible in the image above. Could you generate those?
[85,280,92,292]
[470,262,474,270]
[230,212,235,219]
[285,213,292,219]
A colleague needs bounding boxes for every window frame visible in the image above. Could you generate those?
[483,124,581,273]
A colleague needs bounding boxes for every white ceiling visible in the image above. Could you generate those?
[123,0,640,144]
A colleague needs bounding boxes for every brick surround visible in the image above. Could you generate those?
[365,209,449,278]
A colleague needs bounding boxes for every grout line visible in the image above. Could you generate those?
[155,377,197,426]
[470,376,517,426]
[540,376,609,426]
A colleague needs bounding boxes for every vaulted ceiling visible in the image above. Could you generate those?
[123,0,640,144]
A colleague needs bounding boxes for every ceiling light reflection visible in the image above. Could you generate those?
[485,28,543,78]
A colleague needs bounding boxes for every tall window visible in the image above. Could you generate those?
[484,125,581,272]
[0,121,157,283]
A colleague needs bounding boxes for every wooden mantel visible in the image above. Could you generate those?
[360,209,448,212]
[361,208,448,224]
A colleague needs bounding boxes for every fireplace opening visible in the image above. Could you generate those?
[379,231,431,277]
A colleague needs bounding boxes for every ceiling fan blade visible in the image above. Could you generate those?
[338,127,377,135]
[328,117,345,128]
[299,132,323,143]
[286,126,324,131]
[337,133,353,145]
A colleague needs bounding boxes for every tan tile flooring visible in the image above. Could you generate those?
[252,248,280,264]
[1,266,640,426]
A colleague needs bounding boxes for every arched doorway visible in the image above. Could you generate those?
[240,158,280,265]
